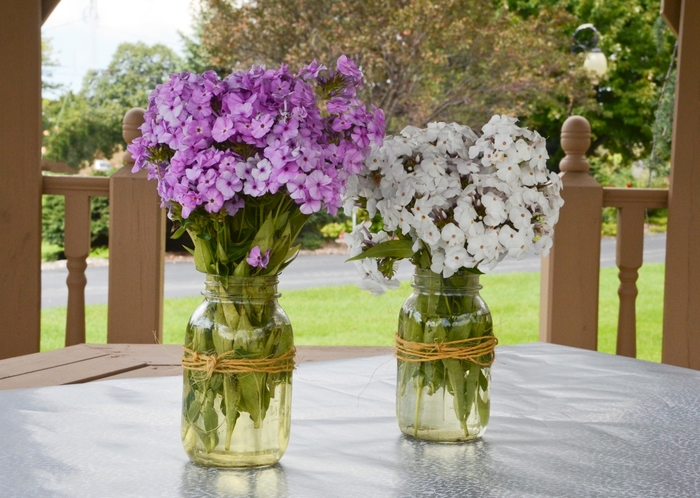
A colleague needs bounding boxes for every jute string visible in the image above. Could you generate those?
[394,334,498,367]
[182,346,296,380]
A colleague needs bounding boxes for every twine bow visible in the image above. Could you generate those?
[182,346,296,380]
[394,334,498,366]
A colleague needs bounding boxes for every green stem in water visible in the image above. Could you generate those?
[443,358,469,437]
[413,368,424,438]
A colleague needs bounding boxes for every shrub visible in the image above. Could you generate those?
[42,194,110,250]
[320,220,353,240]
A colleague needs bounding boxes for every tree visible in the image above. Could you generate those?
[41,43,185,253]
[41,37,62,94]
[190,0,595,134]
[43,42,184,168]
[508,0,676,166]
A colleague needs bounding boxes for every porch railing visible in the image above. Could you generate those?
[42,108,165,348]
[38,112,675,364]
[540,115,669,359]
[43,175,109,346]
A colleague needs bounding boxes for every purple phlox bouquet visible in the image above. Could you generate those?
[128,56,385,277]
[344,117,563,295]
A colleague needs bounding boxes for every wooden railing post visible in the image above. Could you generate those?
[107,108,165,344]
[539,116,603,351]
[662,0,700,370]
[0,0,42,359]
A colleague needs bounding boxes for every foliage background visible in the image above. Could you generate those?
[41,1,677,252]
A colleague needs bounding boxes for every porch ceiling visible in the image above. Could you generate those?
[662,0,681,36]
[42,0,61,24]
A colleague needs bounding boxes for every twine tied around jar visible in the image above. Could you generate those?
[394,334,498,366]
[182,347,297,380]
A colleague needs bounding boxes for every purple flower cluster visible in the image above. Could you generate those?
[128,57,385,218]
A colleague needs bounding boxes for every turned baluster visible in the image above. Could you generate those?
[615,205,645,357]
[64,193,91,346]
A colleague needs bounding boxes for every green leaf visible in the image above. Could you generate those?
[193,238,215,273]
[462,266,485,275]
[286,243,302,259]
[216,239,229,264]
[239,372,266,429]
[186,399,202,423]
[251,213,275,252]
[479,370,489,392]
[464,364,481,429]
[223,376,241,451]
[233,260,250,277]
[274,211,290,231]
[202,404,219,452]
[278,243,302,272]
[420,249,431,269]
[443,358,469,434]
[264,223,293,274]
[346,239,414,262]
[171,225,188,240]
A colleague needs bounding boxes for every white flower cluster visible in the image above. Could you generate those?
[344,116,564,294]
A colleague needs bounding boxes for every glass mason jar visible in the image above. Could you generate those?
[396,268,495,442]
[181,274,294,468]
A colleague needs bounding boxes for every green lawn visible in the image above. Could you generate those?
[41,241,109,262]
[41,263,666,363]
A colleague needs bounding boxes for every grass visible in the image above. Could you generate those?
[40,263,666,363]
[41,242,110,262]
[41,242,64,262]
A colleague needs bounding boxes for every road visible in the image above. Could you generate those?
[41,233,668,309]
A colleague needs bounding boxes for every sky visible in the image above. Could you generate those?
[41,0,197,96]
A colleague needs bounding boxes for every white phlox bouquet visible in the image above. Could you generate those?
[344,115,564,295]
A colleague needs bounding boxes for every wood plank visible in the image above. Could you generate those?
[0,344,109,381]
[0,356,148,390]
[100,365,183,380]
[82,343,182,366]
[602,188,669,209]
[0,345,396,389]
[42,175,110,197]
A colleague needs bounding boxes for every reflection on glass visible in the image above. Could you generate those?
[396,437,493,496]
[180,462,288,497]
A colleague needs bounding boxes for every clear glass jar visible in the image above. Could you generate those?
[181,274,293,467]
[396,268,494,442]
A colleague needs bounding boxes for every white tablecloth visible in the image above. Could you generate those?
[1,343,699,497]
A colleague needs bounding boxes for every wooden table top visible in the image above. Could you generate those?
[0,344,394,391]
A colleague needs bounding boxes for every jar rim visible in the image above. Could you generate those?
[204,273,280,284]
[411,267,482,292]
[203,273,280,300]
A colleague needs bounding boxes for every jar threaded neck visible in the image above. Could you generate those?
[412,268,482,295]
[202,274,280,300]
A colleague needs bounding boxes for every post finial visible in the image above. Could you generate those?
[122,108,146,165]
[559,115,591,173]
